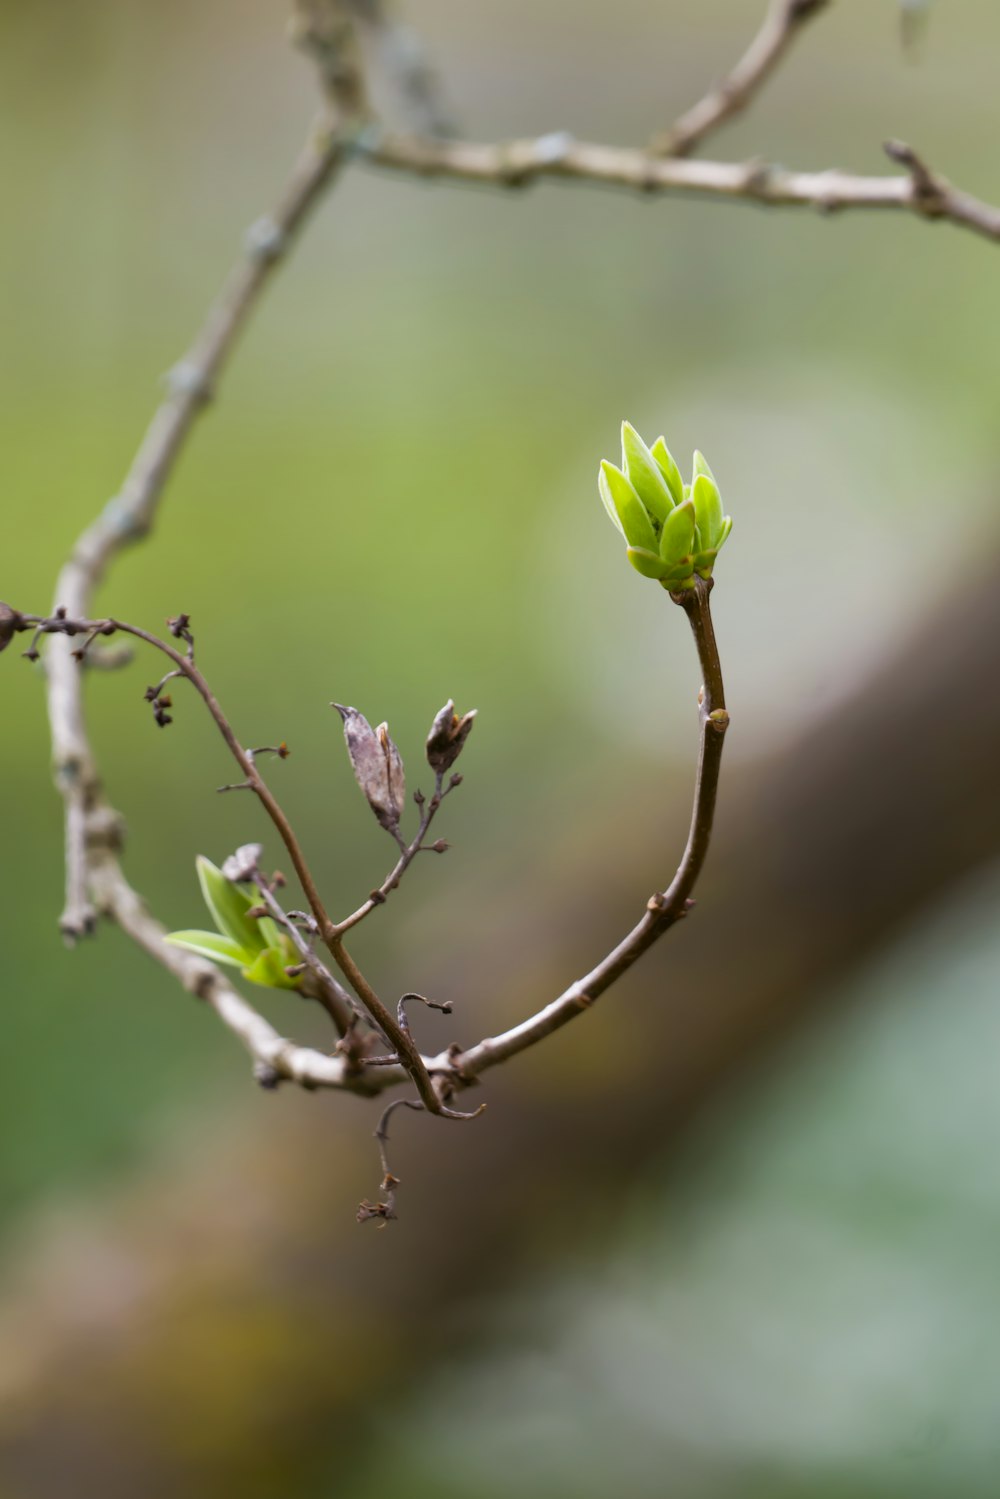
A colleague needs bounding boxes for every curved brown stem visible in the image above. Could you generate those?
[449,578,729,1081]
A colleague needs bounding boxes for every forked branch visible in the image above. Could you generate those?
[651,0,830,158]
[7,0,994,1214]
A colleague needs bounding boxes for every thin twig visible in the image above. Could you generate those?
[334,770,459,935]
[249,874,368,1037]
[365,132,1000,246]
[357,1096,425,1223]
[651,0,830,158]
[350,0,454,137]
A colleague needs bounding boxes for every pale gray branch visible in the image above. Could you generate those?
[366,132,1000,246]
[651,0,829,158]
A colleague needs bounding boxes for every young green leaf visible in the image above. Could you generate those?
[621,422,673,523]
[650,436,685,508]
[242,947,301,991]
[691,473,724,551]
[196,856,267,954]
[659,497,696,564]
[692,450,718,487]
[164,930,253,968]
[598,466,625,536]
[600,461,657,552]
[256,913,286,951]
[626,546,671,580]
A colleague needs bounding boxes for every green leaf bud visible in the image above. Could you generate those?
[621,422,673,523]
[692,450,718,487]
[599,461,657,552]
[164,930,253,968]
[650,437,685,508]
[691,472,724,551]
[626,546,672,581]
[196,856,267,954]
[658,497,696,565]
[598,466,625,536]
[599,425,732,586]
[242,947,302,991]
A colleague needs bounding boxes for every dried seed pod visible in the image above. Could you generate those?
[376,720,406,826]
[333,704,406,835]
[425,700,477,774]
[221,843,263,883]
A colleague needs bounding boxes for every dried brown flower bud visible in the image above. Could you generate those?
[425,700,477,774]
[221,843,263,883]
[333,705,406,835]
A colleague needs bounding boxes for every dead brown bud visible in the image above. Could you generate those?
[356,1198,395,1224]
[221,843,263,883]
[426,700,477,774]
[333,704,406,835]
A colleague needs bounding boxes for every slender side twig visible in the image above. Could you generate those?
[651,0,830,158]
[366,133,1000,246]
[334,770,459,935]
[357,1096,425,1222]
[348,0,454,137]
[440,579,729,1084]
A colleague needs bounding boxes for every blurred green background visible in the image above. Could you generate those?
[2,0,1000,1494]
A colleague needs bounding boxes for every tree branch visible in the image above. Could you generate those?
[20,609,460,1114]
[8,574,728,1113]
[334,769,460,935]
[15,0,998,1209]
[364,132,1000,246]
[46,108,351,944]
[651,0,830,158]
